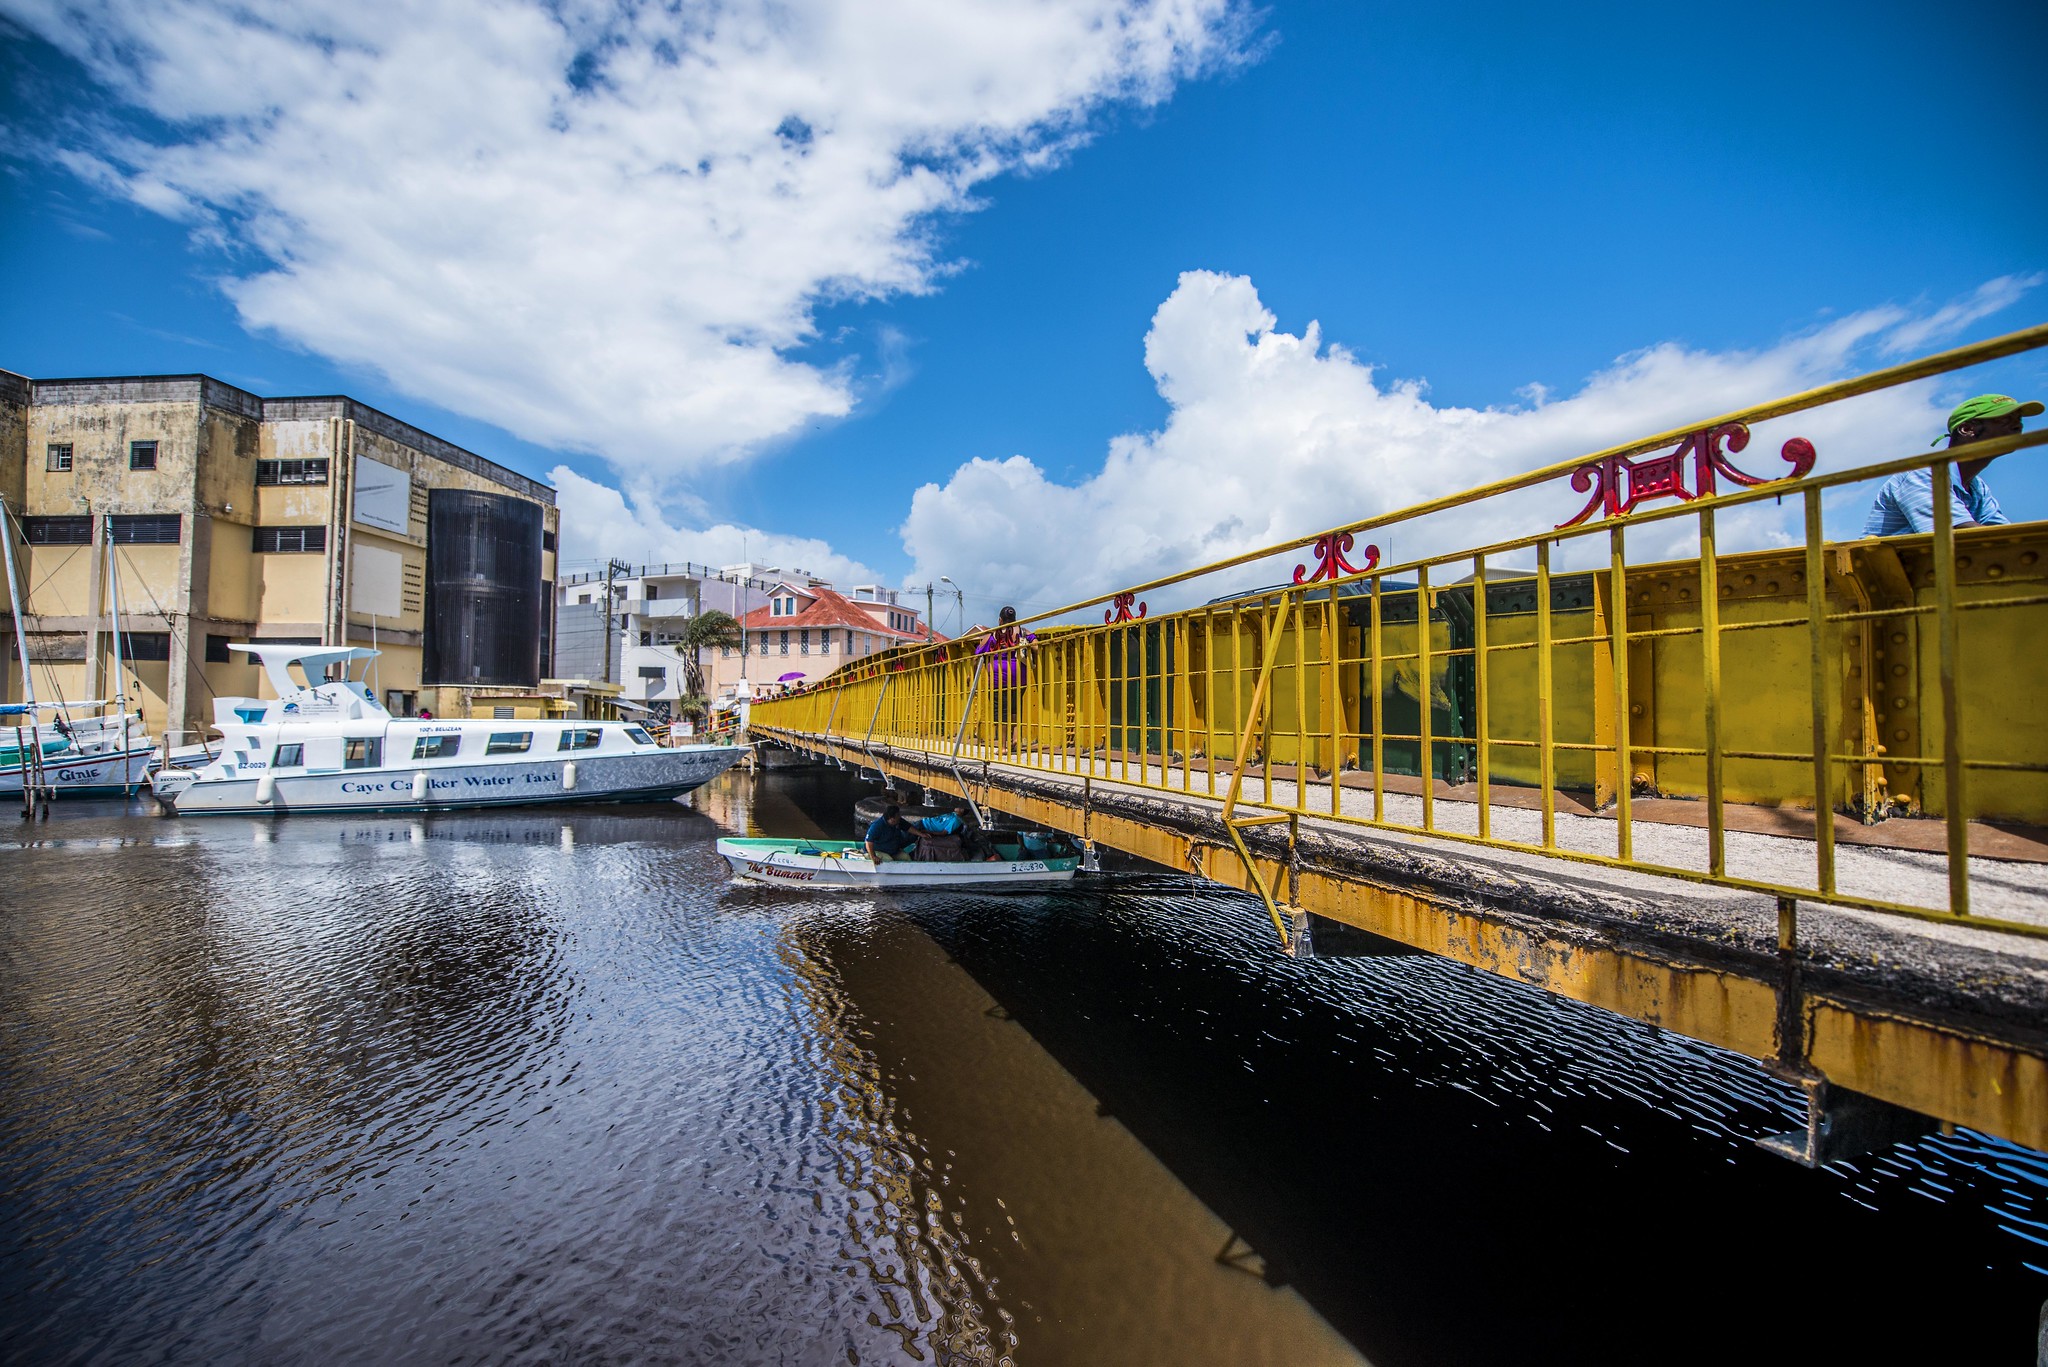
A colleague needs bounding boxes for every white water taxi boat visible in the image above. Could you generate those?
[150,644,745,816]
[718,835,1082,889]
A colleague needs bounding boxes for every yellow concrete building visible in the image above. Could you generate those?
[1,370,559,743]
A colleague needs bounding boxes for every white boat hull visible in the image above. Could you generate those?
[0,744,157,797]
[154,745,743,815]
[718,839,1078,889]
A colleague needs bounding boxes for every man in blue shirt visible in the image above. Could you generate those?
[1864,393,2039,536]
[863,805,916,862]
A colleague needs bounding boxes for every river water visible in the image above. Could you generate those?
[1,763,2043,1365]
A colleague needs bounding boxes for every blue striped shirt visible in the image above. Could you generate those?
[1862,469,2008,537]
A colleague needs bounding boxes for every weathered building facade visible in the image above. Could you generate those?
[0,370,559,741]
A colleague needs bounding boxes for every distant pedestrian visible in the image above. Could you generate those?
[1864,393,2038,536]
[417,708,433,721]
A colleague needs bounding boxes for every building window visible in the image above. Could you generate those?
[846,631,855,653]
[758,634,768,656]
[558,728,603,751]
[253,525,328,553]
[721,645,732,658]
[485,732,532,755]
[110,515,182,545]
[639,631,651,647]
[21,516,91,545]
[122,631,171,661]
[413,735,461,760]
[255,458,329,485]
[273,743,305,768]
[542,529,557,552]
[779,630,789,655]
[343,737,383,769]
[46,443,72,472]
[638,666,665,682]
[204,634,234,663]
[799,629,809,655]
[645,584,659,600]
[129,441,158,471]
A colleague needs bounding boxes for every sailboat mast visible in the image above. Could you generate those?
[1,496,37,714]
[103,514,134,791]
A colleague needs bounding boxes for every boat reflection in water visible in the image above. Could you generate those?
[0,771,2043,1364]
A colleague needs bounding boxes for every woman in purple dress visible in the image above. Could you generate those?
[974,606,1037,754]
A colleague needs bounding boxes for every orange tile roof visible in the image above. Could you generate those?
[737,584,946,643]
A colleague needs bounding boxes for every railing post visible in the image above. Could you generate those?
[1609,526,1632,862]
[1325,582,1342,815]
[1802,489,1836,896]
[1537,541,1556,850]
[1698,508,1725,877]
[1417,564,1434,832]
[1931,459,1969,916]
[1369,574,1385,823]
[1473,553,1491,840]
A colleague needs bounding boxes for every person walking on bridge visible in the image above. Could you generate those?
[975,606,1037,755]
[1863,393,2038,536]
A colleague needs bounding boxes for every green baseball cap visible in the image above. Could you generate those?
[1935,392,2044,443]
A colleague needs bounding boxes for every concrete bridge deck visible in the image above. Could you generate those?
[754,724,2048,1159]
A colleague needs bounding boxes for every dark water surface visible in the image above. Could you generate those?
[1,765,2043,1365]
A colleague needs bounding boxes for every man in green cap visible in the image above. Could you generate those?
[1863,393,2039,535]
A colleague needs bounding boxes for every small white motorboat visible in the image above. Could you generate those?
[2,496,158,798]
[718,833,1083,889]
[0,703,156,797]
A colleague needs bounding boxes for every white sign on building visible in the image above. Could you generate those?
[353,455,412,536]
[350,542,405,617]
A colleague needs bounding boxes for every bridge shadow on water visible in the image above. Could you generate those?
[768,763,2047,1367]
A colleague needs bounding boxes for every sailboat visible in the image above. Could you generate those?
[1,499,159,799]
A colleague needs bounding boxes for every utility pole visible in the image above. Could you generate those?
[601,558,629,683]
[925,583,934,641]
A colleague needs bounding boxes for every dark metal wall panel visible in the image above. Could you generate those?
[422,488,545,687]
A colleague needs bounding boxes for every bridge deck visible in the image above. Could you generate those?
[758,725,2048,1154]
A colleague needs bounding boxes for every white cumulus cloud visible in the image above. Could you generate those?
[10,0,1252,479]
[551,466,884,587]
[899,271,2034,616]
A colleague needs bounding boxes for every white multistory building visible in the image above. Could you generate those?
[552,564,940,720]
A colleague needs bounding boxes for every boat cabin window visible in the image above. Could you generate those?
[557,728,603,751]
[235,706,266,724]
[624,726,655,746]
[413,735,461,761]
[485,731,532,755]
[272,743,305,768]
[343,737,383,769]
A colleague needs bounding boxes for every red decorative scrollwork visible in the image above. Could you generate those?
[1105,591,1147,624]
[1556,423,1818,529]
[1292,532,1381,584]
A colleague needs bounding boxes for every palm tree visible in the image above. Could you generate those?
[674,609,744,699]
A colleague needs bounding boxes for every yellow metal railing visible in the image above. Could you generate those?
[756,324,2048,947]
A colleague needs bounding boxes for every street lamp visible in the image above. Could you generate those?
[938,575,965,635]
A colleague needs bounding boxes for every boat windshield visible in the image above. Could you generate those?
[624,726,655,746]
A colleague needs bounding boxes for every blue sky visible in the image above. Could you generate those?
[3,0,2043,621]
